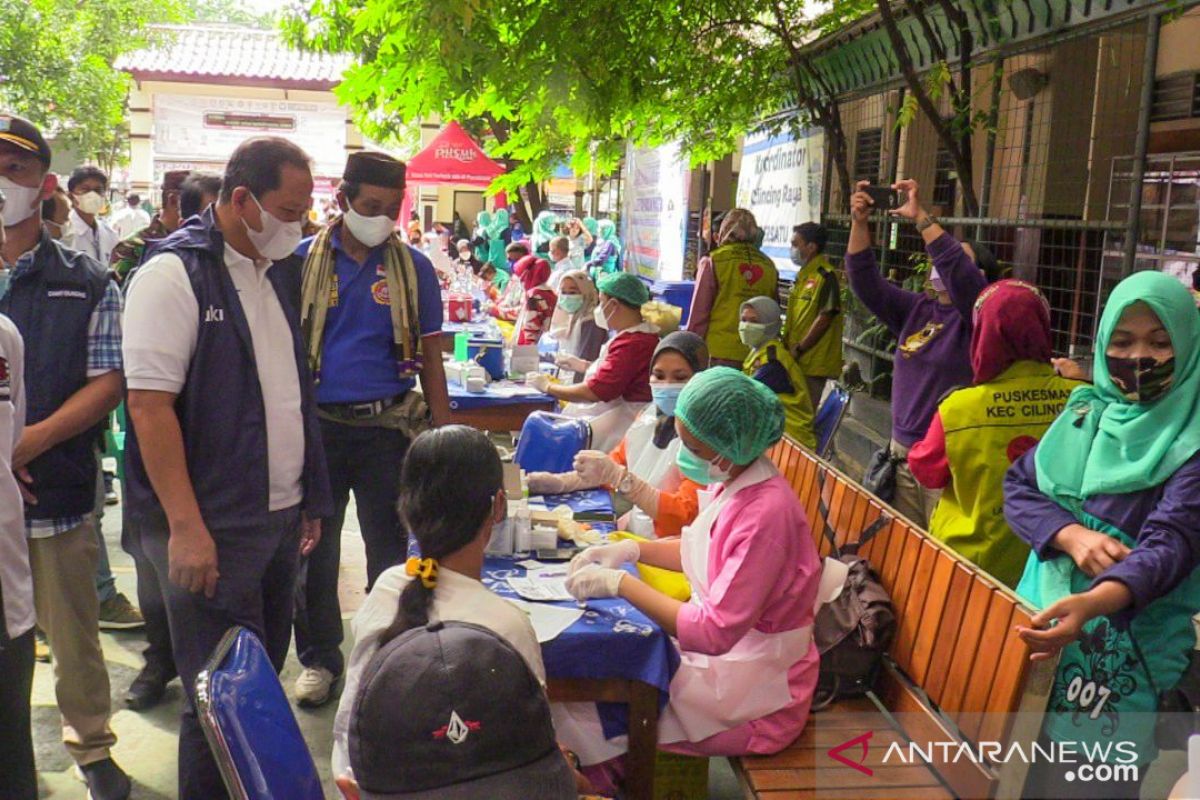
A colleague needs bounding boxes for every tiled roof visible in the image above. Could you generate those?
[116,25,350,90]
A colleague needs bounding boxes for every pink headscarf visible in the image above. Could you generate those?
[970,279,1053,384]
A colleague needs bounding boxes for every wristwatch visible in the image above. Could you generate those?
[617,469,636,495]
[916,213,938,233]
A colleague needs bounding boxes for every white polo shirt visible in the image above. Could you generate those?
[0,314,34,640]
[64,208,121,265]
[123,244,304,511]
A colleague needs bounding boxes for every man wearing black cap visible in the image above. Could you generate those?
[0,113,131,799]
[337,621,578,800]
[292,150,449,708]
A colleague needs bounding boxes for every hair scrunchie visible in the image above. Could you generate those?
[405,556,438,589]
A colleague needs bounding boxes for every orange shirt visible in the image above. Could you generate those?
[610,438,701,538]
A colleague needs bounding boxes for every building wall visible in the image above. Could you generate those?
[125,79,362,200]
[1150,7,1200,153]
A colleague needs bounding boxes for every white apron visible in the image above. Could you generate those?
[559,323,654,453]
[618,405,682,537]
[658,458,847,744]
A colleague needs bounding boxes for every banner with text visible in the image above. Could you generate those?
[623,141,690,282]
[152,94,347,178]
[736,127,824,279]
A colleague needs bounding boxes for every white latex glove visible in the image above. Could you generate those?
[565,565,625,600]
[573,450,623,487]
[526,371,552,392]
[568,539,640,576]
[527,471,567,494]
[555,352,587,372]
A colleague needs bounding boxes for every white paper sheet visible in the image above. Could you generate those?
[508,598,584,643]
[488,384,544,398]
[507,575,574,602]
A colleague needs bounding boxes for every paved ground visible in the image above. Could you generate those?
[31,487,743,799]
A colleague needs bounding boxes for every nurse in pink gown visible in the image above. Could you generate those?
[557,367,827,767]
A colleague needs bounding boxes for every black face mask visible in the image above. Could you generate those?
[1106,354,1175,403]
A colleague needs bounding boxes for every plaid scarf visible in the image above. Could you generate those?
[300,217,424,381]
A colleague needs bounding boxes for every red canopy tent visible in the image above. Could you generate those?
[400,121,507,224]
[406,121,505,185]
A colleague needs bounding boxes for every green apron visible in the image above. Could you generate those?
[1016,512,1200,764]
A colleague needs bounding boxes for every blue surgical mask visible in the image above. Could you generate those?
[651,382,686,416]
[676,444,732,486]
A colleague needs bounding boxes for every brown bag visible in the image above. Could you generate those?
[809,475,896,711]
[811,553,896,710]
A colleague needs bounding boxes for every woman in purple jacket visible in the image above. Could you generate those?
[845,179,990,526]
[1005,271,1200,799]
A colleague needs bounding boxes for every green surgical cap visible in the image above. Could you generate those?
[676,367,785,464]
[598,272,650,308]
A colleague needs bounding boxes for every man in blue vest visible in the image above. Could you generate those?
[122,136,333,800]
[0,114,131,800]
[290,151,448,709]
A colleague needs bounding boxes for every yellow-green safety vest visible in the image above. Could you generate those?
[930,361,1080,587]
[783,254,844,379]
[743,339,817,450]
[707,242,778,363]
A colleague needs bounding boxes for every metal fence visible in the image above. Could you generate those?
[799,19,1162,398]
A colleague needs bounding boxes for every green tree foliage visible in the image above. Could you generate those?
[0,0,185,166]
[284,0,874,217]
[284,0,616,221]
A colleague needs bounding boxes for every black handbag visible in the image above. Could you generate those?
[862,446,902,503]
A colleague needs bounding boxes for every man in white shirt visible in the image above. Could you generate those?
[110,193,151,240]
[122,136,333,800]
[63,165,121,265]
[0,304,37,800]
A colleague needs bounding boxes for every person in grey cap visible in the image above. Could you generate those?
[336,621,578,800]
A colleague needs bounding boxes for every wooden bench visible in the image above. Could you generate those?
[732,437,1057,800]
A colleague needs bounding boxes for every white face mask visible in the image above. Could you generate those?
[242,192,304,261]
[343,206,396,248]
[593,301,611,330]
[75,191,106,216]
[0,177,42,226]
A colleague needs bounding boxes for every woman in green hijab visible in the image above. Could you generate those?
[530,210,559,257]
[485,209,511,271]
[586,219,621,278]
[1004,270,1200,797]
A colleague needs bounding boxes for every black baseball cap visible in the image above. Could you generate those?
[348,621,575,800]
[0,114,52,168]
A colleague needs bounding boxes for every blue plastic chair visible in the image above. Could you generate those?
[813,384,851,459]
[196,627,324,800]
[515,411,592,474]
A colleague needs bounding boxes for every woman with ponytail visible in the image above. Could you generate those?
[330,425,545,780]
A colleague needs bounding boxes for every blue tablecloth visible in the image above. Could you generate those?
[537,488,616,518]
[447,381,556,410]
[413,486,672,737]
[482,555,679,737]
